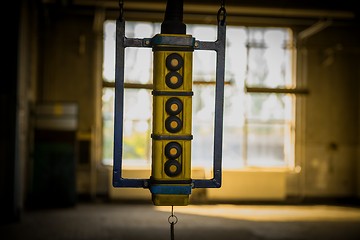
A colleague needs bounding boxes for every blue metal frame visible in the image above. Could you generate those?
[112,19,226,189]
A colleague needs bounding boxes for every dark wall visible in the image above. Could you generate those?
[38,6,96,132]
[0,0,21,224]
[298,24,360,197]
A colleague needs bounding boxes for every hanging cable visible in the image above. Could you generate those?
[118,0,124,21]
[161,0,186,34]
[217,0,227,25]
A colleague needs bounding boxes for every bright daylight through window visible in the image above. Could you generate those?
[102,20,295,170]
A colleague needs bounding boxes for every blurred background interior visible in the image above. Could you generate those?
[1,0,360,239]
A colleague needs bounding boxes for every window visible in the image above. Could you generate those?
[244,28,295,168]
[102,20,295,170]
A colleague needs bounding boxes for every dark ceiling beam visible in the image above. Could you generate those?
[41,0,357,27]
[66,0,355,20]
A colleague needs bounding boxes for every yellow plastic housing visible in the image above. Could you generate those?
[151,36,193,206]
[152,194,190,206]
[153,51,193,92]
[152,96,192,135]
[152,139,191,180]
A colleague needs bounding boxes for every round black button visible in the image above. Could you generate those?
[164,159,182,177]
[165,141,182,159]
[166,53,184,71]
[165,116,182,133]
[165,72,183,89]
[165,97,183,115]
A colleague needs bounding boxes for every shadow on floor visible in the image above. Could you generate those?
[1,200,360,240]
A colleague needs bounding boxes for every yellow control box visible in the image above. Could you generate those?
[151,34,193,206]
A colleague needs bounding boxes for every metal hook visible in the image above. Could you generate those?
[168,206,178,240]
[217,7,226,25]
[168,206,178,225]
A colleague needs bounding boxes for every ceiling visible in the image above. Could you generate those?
[42,0,359,26]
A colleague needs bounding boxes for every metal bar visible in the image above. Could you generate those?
[195,40,217,51]
[124,37,152,48]
[151,35,195,47]
[192,179,220,188]
[193,20,226,189]
[212,19,226,188]
[113,19,125,187]
[113,19,148,189]
[245,87,309,94]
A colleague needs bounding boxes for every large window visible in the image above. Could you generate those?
[102,20,295,170]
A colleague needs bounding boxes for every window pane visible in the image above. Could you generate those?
[102,88,152,166]
[124,48,153,84]
[245,93,294,167]
[246,28,293,88]
[192,85,215,169]
[226,26,247,87]
[102,88,115,166]
[103,21,159,83]
[123,89,152,163]
[246,93,293,121]
[246,122,290,167]
[103,21,116,82]
[223,86,245,169]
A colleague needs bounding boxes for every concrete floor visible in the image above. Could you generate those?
[1,202,360,240]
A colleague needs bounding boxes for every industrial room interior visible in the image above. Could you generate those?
[1,0,360,239]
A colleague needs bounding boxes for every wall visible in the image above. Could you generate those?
[39,11,96,132]
[302,26,359,198]
[36,7,98,198]
[0,0,21,224]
